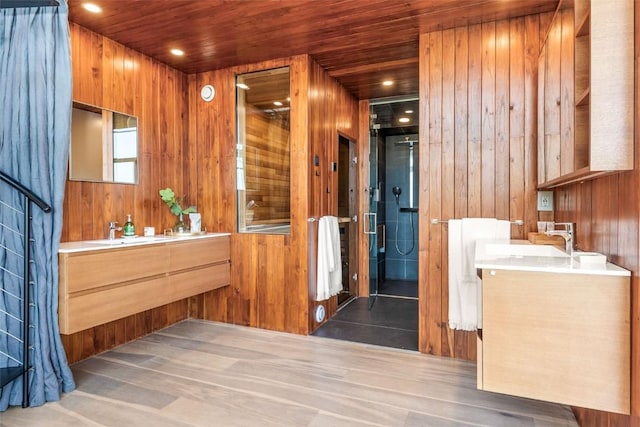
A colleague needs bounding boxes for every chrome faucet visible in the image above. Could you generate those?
[108,221,122,240]
[545,222,574,253]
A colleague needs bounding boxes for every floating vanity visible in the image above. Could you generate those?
[475,240,630,414]
[58,233,230,335]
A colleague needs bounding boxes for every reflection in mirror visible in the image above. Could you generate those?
[69,102,138,184]
[236,67,291,234]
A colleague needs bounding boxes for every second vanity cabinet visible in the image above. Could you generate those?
[58,235,230,335]
[477,268,630,414]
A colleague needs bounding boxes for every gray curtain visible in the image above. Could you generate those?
[0,0,75,408]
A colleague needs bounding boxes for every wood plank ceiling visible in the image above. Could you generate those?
[67,0,558,100]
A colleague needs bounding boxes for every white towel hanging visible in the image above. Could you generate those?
[316,216,342,301]
[448,218,510,331]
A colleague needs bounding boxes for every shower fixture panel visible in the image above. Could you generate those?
[394,137,418,209]
[392,186,402,202]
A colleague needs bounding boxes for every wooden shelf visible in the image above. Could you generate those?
[538,166,614,189]
[538,0,633,190]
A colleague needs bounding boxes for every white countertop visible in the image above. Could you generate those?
[474,240,630,276]
[59,232,231,254]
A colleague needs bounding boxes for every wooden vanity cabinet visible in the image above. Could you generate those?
[58,236,230,335]
[477,269,630,414]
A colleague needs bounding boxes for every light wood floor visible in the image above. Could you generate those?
[2,320,578,426]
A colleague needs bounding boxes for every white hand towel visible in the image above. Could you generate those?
[316,216,342,301]
[449,218,510,331]
[447,219,465,329]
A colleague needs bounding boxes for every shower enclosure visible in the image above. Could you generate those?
[368,98,419,303]
[384,134,418,281]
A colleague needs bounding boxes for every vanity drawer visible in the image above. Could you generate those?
[169,236,230,271]
[60,245,168,293]
[62,275,169,334]
[58,235,231,335]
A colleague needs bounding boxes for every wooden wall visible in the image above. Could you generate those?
[307,58,359,330]
[555,175,639,425]
[65,24,190,242]
[64,23,358,350]
[187,56,359,334]
[418,13,553,359]
[555,4,640,425]
[61,24,192,362]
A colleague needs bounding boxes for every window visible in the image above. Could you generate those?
[236,67,291,234]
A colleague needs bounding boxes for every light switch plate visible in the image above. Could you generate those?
[537,191,554,211]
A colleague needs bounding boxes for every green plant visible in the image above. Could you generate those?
[159,188,197,216]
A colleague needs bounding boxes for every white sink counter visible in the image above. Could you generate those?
[475,239,629,276]
[59,232,231,254]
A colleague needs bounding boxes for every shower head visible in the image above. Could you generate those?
[392,186,402,202]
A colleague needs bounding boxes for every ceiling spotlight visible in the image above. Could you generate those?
[82,3,101,13]
[170,48,184,57]
[236,83,250,90]
[399,117,410,123]
[382,80,393,86]
[273,101,283,106]
[405,109,414,114]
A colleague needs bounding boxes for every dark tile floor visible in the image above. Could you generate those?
[378,279,418,298]
[312,285,418,351]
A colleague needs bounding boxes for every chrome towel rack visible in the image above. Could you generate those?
[308,216,354,223]
[431,218,524,225]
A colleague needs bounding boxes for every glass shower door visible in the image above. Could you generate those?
[366,130,379,309]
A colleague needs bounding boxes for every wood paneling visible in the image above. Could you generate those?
[67,0,557,100]
[187,55,358,334]
[418,13,552,360]
[65,23,189,242]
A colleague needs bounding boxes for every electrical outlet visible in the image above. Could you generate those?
[537,191,554,211]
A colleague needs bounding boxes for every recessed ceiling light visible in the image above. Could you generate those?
[382,80,394,86]
[405,109,414,114]
[236,83,250,90]
[170,48,184,57]
[82,3,101,13]
[273,101,283,106]
[399,117,410,123]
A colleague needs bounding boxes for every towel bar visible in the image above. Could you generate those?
[431,218,524,226]
[308,216,353,223]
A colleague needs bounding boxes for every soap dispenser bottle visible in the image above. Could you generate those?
[123,214,135,237]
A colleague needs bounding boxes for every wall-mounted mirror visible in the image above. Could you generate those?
[69,102,138,184]
[236,67,291,234]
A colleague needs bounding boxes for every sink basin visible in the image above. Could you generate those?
[482,242,569,258]
[86,237,163,245]
[474,240,629,276]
